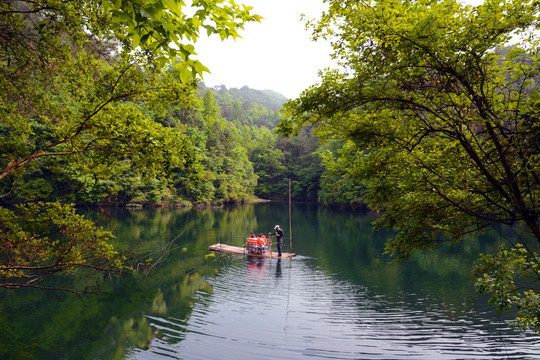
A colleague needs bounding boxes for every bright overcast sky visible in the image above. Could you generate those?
[194,0,334,99]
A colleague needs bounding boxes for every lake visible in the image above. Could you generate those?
[1,202,539,359]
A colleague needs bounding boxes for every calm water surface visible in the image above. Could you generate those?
[1,202,539,359]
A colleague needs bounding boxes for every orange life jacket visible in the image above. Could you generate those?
[248,237,257,245]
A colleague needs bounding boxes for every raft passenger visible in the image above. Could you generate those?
[257,233,268,253]
[246,232,257,253]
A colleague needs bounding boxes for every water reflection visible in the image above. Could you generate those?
[247,257,269,284]
[143,254,540,360]
[0,207,222,360]
[0,203,539,359]
[275,259,282,279]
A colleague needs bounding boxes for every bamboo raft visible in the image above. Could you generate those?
[208,243,296,259]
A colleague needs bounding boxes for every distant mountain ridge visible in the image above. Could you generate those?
[198,83,288,128]
[199,83,288,111]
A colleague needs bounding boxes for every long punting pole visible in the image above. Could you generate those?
[289,177,292,252]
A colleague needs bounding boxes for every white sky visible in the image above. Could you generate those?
[192,0,487,99]
[194,0,334,99]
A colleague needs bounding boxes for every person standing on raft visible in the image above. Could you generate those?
[273,225,284,258]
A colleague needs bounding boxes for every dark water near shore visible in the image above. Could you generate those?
[1,202,539,359]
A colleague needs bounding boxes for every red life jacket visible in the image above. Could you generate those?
[257,236,266,245]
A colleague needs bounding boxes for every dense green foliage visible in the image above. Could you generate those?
[0,0,321,293]
[0,0,261,292]
[279,0,540,331]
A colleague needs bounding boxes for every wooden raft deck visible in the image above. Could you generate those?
[208,244,296,259]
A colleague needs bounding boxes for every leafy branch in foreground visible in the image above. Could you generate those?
[0,202,126,293]
[474,243,540,332]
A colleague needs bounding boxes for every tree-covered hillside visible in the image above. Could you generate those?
[203,84,288,111]
[0,78,324,207]
[200,83,288,128]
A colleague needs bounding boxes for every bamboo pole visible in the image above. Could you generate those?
[289,178,292,252]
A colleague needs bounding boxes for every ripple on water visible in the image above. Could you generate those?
[139,255,540,360]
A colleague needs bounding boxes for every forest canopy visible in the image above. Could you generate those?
[279,0,540,331]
